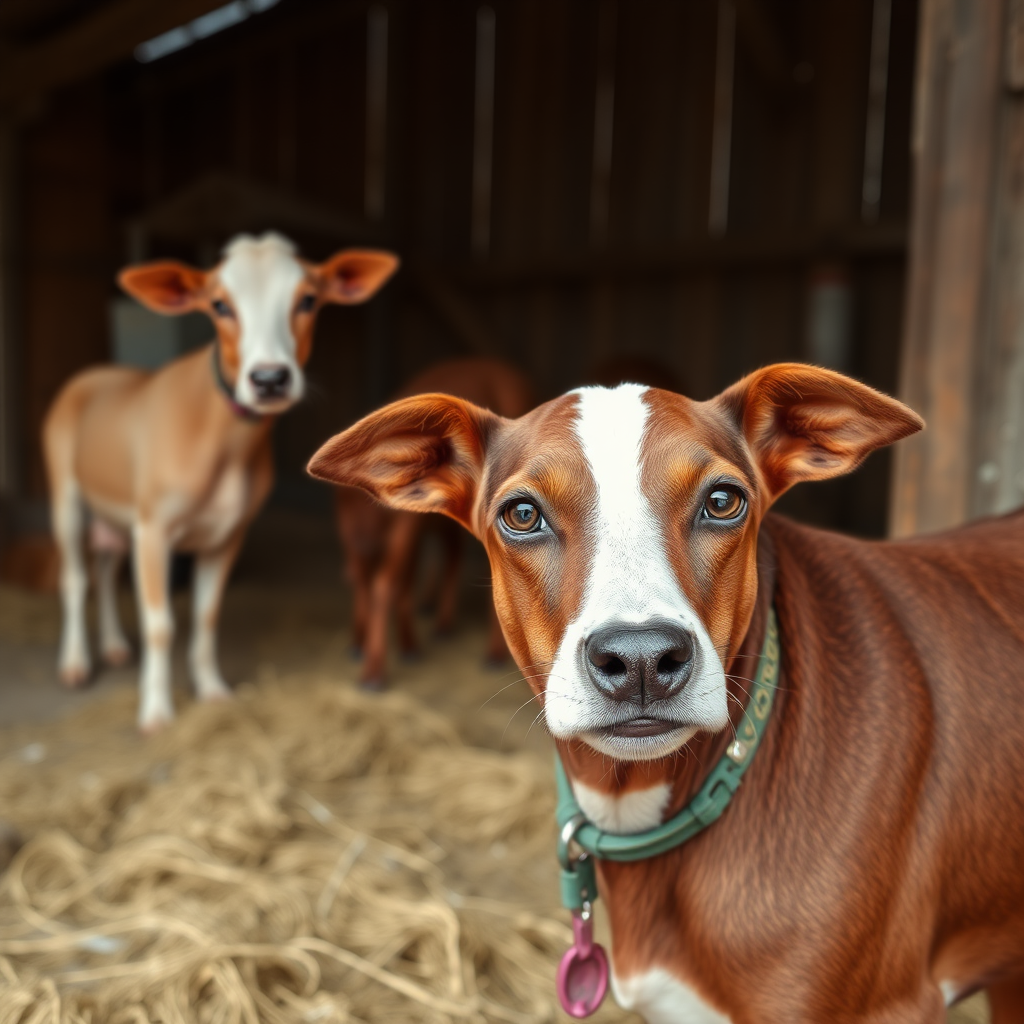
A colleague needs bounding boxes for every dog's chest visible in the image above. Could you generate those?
[571,784,734,1022]
[612,967,732,1023]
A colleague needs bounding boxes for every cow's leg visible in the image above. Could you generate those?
[433,521,463,637]
[361,513,420,688]
[53,479,91,687]
[394,550,420,660]
[189,533,242,702]
[94,537,131,667]
[347,553,372,657]
[132,519,175,732]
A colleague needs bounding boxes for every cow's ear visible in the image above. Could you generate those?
[714,363,924,499]
[307,394,498,532]
[315,249,399,305]
[118,261,208,314]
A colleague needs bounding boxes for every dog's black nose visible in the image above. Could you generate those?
[585,621,695,703]
[249,365,291,398]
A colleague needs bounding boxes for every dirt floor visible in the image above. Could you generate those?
[0,508,991,1022]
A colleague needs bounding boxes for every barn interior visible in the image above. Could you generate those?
[0,0,1008,1020]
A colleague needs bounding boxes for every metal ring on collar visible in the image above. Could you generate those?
[558,812,591,870]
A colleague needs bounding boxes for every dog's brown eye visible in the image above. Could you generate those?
[502,501,542,533]
[704,487,745,521]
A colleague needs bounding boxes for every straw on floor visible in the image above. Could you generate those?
[0,672,630,1024]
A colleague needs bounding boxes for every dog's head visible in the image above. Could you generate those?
[309,365,921,769]
[118,233,398,415]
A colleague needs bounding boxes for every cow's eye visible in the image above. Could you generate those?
[501,500,544,534]
[295,293,317,314]
[703,486,746,521]
[211,298,234,318]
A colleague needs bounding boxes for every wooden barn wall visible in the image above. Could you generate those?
[21,83,113,500]
[15,0,918,537]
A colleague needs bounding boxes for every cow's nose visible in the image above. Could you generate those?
[585,621,695,703]
[249,365,291,398]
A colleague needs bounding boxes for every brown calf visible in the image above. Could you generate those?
[334,357,534,687]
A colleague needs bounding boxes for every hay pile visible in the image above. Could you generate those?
[0,673,633,1024]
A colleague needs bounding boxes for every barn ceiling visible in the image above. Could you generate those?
[0,0,227,107]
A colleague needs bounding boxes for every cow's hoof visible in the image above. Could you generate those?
[197,686,233,704]
[101,644,132,668]
[59,664,90,688]
[138,714,173,737]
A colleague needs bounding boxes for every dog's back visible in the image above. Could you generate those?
[765,509,1024,999]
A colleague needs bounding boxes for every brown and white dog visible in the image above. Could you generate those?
[309,363,1024,1022]
[334,356,534,687]
[44,232,397,731]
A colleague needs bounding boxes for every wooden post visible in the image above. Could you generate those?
[0,117,21,501]
[890,0,1017,536]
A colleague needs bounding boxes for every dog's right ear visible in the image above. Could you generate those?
[307,394,499,532]
[118,261,208,314]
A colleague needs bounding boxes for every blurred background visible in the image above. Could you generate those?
[0,0,921,548]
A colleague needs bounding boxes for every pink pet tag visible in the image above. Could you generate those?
[557,905,609,1017]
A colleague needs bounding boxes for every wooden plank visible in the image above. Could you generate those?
[1008,0,1024,92]
[890,0,1005,537]
[0,117,20,496]
[22,85,113,498]
[971,48,1024,516]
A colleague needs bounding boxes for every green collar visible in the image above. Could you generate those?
[555,606,780,911]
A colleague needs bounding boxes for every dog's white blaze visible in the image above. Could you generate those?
[573,779,671,833]
[219,233,305,410]
[544,385,728,762]
[613,967,733,1024]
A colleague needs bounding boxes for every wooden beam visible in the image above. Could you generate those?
[0,0,79,35]
[0,0,228,106]
[735,0,793,92]
[440,224,907,289]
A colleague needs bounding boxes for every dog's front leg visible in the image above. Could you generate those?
[132,518,175,732]
[189,533,242,702]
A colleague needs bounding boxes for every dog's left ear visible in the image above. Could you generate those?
[315,249,399,304]
[307,394,499,532]
[714,363,924,499]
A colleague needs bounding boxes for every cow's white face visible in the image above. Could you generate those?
[117,232,399,416]
[218,233,308,414]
